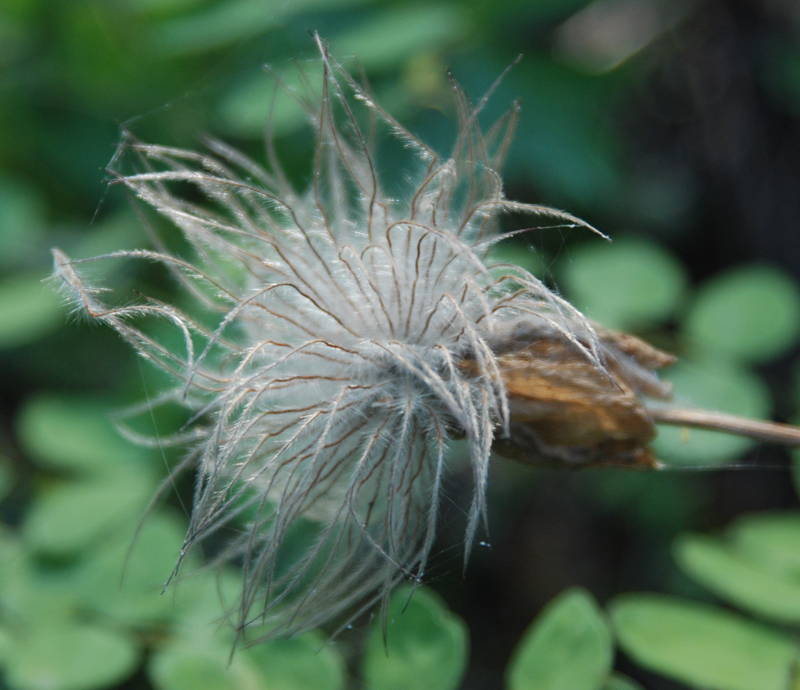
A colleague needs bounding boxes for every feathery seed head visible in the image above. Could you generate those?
[53,36,609,641]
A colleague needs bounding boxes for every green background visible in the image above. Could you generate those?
[2,1,800,688]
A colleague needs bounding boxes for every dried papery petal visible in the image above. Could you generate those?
[53,36,635,642]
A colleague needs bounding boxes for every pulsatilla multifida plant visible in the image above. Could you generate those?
[53,37,800,643]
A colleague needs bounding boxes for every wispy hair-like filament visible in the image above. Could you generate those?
[53,36,604,641]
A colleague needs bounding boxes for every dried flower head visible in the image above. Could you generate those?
[52,36,800,642]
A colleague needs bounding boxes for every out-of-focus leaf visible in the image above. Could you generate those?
[5,622,139,690]
[0,176,46,266]
[335,4,468,71]
[652,359,770,466]
[247,631,346,690]
[219,4,466,138]
[122,0,207,15]
[71,210,148,261]
[147,0,374,56]
[609,594,798,690]
[0,625,11,665]
[75,510,192,625]
[144,0,282,56]
[559,238,687,331]
[17,394,149,475]
[505,588,612,690]
[21,471,155,557]
[0,272,62,349]
[0,528,79,621]
[149,639,262,690]
[685,265,800,364]
[727,511,800,578]
[218,62,323,140]
[361,585,468,690]
[674,533,800,624]
[170,567,243,628]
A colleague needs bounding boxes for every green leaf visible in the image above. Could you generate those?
[559,238,687,331]
[727,512,800,578]
[0,625,11,664]
[75,510,193,625]
[652,359,770,466]
[218,63,323,139]
[170,567,244,628]
[0,528,81,621]
[146,0,374,56]
[17,393,149,475]
[144,0,282,56]
[5,622,139,690]
[685,265,800,363]
[506,588,612,690]
[0,271,62,349]
[609,594,799,690]
[247,631,346,690]
[360,585,468,690]
[674,533,800,625]
[149,639,263,690]
[0,176,46,268]
[219,4,467,138]
[21,471,155,557]
[335,4,469,72]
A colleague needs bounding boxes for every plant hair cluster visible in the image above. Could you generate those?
[53,36,608,642]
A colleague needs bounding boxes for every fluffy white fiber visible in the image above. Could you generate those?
[53,36,606,641]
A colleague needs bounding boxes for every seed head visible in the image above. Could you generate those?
[53,36,617,641]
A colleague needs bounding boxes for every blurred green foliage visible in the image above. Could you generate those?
[2,0,800,688]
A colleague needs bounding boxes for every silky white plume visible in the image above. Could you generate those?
[53,36,604,641]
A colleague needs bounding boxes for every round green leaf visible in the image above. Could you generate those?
[728,512,800,578]
[559,239,687,331]
[652,359,770,466]
[685,265,800,363]
[674,533,800,624]
[75,510,193,625]
[17,394,148,475]
[149,639,262,690]
[609,594,798,690]
[171,567,243,628]
[22,471,155,557]
[360,585,468,690]
[506,588,612,690]
[247,631,346,690]
[5,622,139,690]
[0,527,82,621]
[0,271,62,349]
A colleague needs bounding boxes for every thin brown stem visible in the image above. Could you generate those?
[648,406,800,446]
